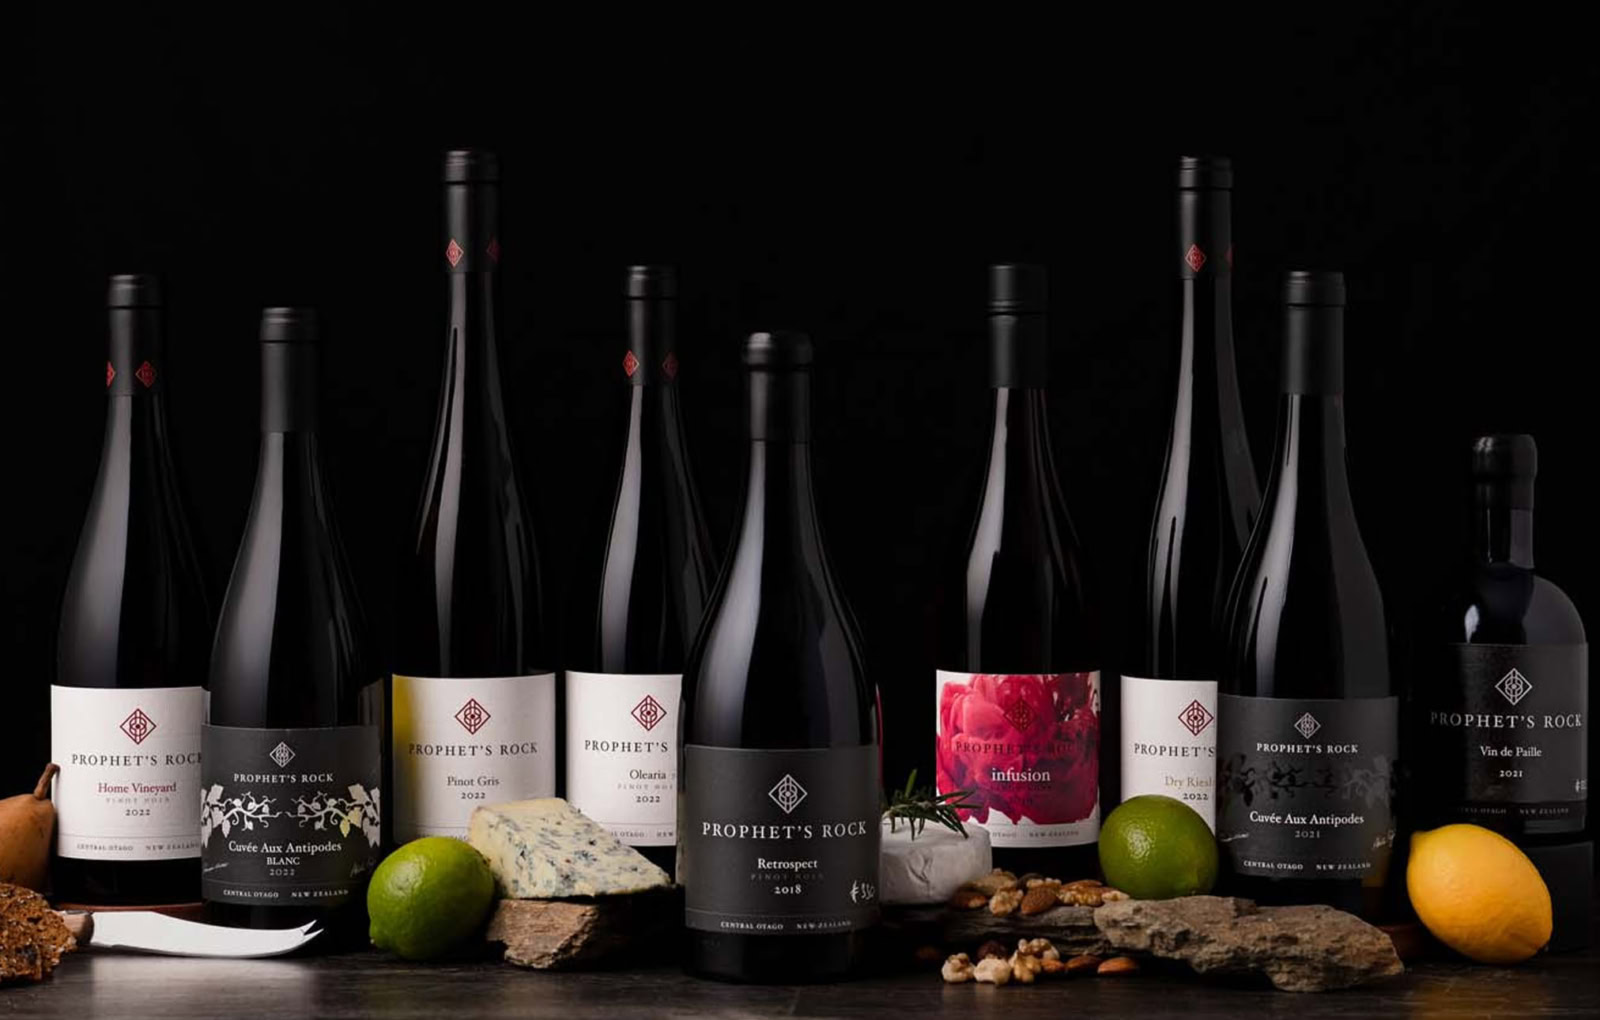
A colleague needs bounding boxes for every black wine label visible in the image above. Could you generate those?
[200,724,381,907]
[1217,695,1397,880]
[1424,644,1587,826]
[681,744,880,935]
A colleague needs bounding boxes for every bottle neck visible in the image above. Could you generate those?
[747,367,811,442]
[444,180,499,274]
[741,369,819,542]
[107,307,165,398]
[1473,500,1535,568]
[1272,393,1354,511]
[626,298,678,385]
[988,311,1048,388]
[1178,186,1232,285]
[443,273,509,407]
[261,342,319,433]
[1175,186,1240,419]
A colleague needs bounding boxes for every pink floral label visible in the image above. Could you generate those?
[935,671,1101,847]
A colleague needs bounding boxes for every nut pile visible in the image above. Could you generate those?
[940,937,1139,985]
[949,869,1129,917]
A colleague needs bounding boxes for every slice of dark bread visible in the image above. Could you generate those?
[0,883,76,983]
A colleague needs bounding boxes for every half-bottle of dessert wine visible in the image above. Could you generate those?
[392,150,554,842]
[679,331,879,983]
[935,265,1100,877]
[1123,157,1260,829]
[1218,272,1395,919]
[204,309,380,936]
[54,275,211,905]
[566,266,712,875]
[1416,434,1589,950]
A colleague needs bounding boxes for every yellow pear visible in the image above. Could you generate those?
[0,764,58,892]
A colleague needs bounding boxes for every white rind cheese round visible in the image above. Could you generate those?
[880,818,993,905]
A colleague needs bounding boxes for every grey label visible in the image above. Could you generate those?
[681,744,880,935]
[200,724,381,906]
[1217,695,1397,880]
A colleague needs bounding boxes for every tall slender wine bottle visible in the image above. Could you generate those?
[54,275,210,905]
[566,266,712,874]
[1218,272,1395,918]
[1416,435,1589,949]
[1122,158,1260,829]
[679,331,879,983]
[393,150,554,842]
[935,265,1100,877]
[204,309,380,935]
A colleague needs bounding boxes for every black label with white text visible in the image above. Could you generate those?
[1217,695,1397,880]
[200,724,381,906]
[682,744,880,935]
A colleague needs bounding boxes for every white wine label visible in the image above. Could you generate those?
[564,672,678,846]
[1120,675,1218,830]
[200,724,380,906]
[50,685,204,861]
[935,670,1101,847]
[392,673,556,840]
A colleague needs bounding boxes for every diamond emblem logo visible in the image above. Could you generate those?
[268,741,296,769]
[631,694,666,732]
[623,350,640,377]
[1294,712,1321,739]
[661,352,679,380]
[446,239,464,267]
[1002,698,1036,731]
[1177,699,1215,737]
[455,698,492,735]
[119,708,157,745]
[1495,668,1533,706]
[1186,243,1206,273]
[768,774,808,815]
[135,360,157,388]
[106,361,116,387]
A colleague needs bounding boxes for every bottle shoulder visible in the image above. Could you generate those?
[1440,568,1587,645]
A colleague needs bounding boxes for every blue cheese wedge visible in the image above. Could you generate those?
[468,798,671,899]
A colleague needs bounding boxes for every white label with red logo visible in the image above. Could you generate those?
[935,671,1101,847]
[564,672,678,846]
[391,674,556,841]
[1119,675,1218,831]
[50,685,204,860]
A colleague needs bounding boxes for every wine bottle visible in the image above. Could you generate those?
[679,331,879,983]
[203,308,380,934]
[565,266,712,874]
[1122,157,1260,829]
[53,275,210,905]
[1416,435,1589,949]
[392,150,554,842]
[935,265,1100,877]
[1217,272,1395,918]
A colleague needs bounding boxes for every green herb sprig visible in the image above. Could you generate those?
[882,770,978,840]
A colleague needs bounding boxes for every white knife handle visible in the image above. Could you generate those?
[56,910,94,945]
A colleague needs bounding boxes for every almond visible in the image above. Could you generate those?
[949,885,989,910]
[1097,956,1140,977]
[1064,953,1102,975]
[1019,885,1061,916]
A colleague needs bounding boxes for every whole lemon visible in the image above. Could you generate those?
[1098,795,1218,900]
[368,836,496,961]
[1407,824,1551,964]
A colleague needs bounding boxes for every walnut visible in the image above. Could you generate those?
[948,885,990,910]
[1101,888,1131,902]
[975,939,1009,961]
[1009,951,1043,983]
[1057,879,1115,907]
[1016,938,1059,961]
[1019,885,1061,916]
[970,869,1020,896]
[988,888,1024,916]
[941,953,974,983]
[973,957,1013,985]
[1024,876,1063,889]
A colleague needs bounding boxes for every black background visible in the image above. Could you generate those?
[4,8,1594,804]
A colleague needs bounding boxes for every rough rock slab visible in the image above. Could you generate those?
[485,892,674,970]
[1094,896,1404,993]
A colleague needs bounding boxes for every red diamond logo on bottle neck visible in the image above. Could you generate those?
[1177,699,1215,737]
[1001,698,1036,731]
[1185,243,1207,273]
[631,694,667,732]
[486,237,501,264]
[119,708,157,745]
[623,350,640,377]
[446,239,465,268]
[106,362,116,387]
[135,361,157,388]
[661,352,679,380]
[455,698,492,735]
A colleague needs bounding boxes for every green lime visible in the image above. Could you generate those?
[1098,795,1218,900]
[368,836,496,961]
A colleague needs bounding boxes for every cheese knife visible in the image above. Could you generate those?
[56,910,322,958]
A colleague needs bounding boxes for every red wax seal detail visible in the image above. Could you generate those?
[120,708,157,745]
[661,352,679,380]
[446,239,465,268]
[135,361,157,388]
[1185,243,1206,273]
[623,350,640,377]
[106,362,116,387]
[486,237,501,263]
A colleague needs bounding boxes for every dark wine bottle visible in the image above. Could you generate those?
[1416,435,1589,950]
[565,266,712,875]
[679,331,879,983]
[1218,272,1395,918]
[53,275,210,905]
[203,308,379,936]
[934,265,1100,878]
[1122,158,1260,830]
[392,150,554,842]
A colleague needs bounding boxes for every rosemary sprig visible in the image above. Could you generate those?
[882,769,978,840]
